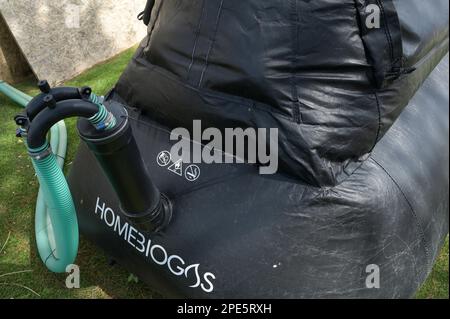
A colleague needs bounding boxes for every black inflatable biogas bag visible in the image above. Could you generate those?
[69,0,449,298]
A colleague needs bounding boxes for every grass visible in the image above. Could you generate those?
[416,238,449,299]
[0,46,157,299]
[0,46,448,299]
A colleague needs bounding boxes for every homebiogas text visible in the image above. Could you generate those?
[94,197,216,293]
[169,120,279,175]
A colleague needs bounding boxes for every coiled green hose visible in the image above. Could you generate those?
[2,81,76,272]
[1,81,70,272]
[3,82,113,273]
[30,142,79,273]
[34,121,68,271]
[30,92,114,273]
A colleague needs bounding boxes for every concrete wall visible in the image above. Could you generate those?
[0,0,147,85]
[0,13,33,83]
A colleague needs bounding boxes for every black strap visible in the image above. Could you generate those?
[137,0,155,26]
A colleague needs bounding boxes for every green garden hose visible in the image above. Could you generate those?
[1,81,71,272]
[30,142,78,272]
[34,121,68,267]
[30,91,113,272]
[3,81,114,273]
[0,80,31,107]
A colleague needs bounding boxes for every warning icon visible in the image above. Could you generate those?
[185,165,200,182]
[157,151,171,167]
[168,159,183,176]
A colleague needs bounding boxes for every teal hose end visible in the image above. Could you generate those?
[88,94,117,131]
[30,143,79,273]
[0,80,32,107]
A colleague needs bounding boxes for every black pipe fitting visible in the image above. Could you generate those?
[78,101,171,233]
[80,86,92,100]
[14,114,29,127]
[27,99,99,148]
[43,94,56,109]
[26,86,82,121]
[38,80,51,94]
[21,86,171,233]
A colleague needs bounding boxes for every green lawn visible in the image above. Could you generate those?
[0,46,448,299]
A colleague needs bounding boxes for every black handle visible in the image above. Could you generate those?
[138,0,155,26]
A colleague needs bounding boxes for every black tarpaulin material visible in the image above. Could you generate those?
[69,0,449,298]
[116,0,448,187]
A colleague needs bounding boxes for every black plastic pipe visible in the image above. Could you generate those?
[24,94,171,233]
[27,99,99,148]
[26,86,82,121]
[77,102,171,232]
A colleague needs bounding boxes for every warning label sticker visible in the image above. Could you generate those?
[157,151,200,182]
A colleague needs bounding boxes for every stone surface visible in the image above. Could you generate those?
[0,12,32,83]
[0,0,147,85]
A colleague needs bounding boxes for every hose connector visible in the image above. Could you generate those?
[14,114,30,139]
[88,103,117,131]
[28,142,53,161]
[80,86,117,131]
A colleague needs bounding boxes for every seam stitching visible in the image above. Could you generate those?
[187,0,207,81]
[198,0,224,87]
[290,0,302,124]
[141,0,163,57]
[371,157,431,275]
[133,56,291,119]
[376,0,395,66]
[370,91,383,151]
